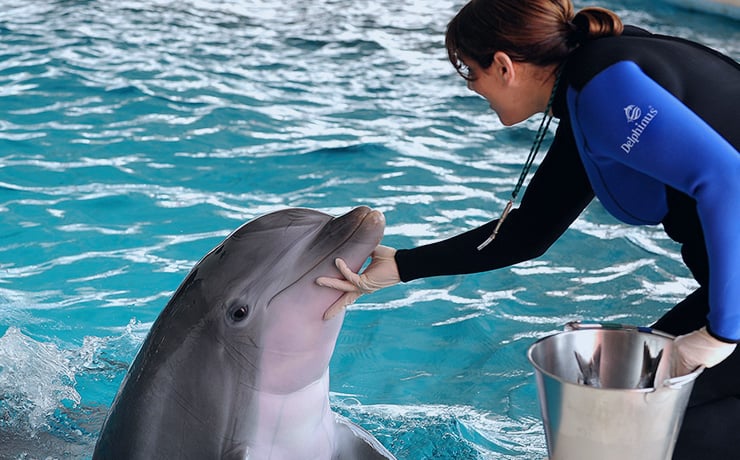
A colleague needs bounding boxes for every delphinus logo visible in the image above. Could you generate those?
[620,104,658,153]
[624,105,641,122]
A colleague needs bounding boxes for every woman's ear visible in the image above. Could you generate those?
[491,51,516,83]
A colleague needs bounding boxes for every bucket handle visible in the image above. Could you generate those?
[564,321,675,340]
[661,366,705,389]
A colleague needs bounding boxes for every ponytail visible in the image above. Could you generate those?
[568,7,623,46]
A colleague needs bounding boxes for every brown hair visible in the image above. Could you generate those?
[445,0,623,78]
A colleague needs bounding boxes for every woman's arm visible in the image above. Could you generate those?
[570,60,740,342]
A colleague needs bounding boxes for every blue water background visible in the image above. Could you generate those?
[0,0,737,458]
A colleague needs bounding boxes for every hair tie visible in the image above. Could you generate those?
[566,19,588,47]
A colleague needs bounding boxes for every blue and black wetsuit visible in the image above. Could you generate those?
[394,26,739,458]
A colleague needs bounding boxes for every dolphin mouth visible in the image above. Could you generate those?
[266,207,384,309]
[313,206,385,274]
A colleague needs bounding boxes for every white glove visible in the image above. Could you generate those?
[316,245,400,320]
[672,326,737,376]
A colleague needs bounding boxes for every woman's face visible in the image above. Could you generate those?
[462,54,544,126]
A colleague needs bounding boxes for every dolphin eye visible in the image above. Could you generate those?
[231,305,249,322]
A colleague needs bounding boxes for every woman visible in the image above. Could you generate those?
[317,0,739,457]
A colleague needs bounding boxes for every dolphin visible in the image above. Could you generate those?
[92,206,394,460]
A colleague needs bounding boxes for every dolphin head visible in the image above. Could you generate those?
[160,206,384,390]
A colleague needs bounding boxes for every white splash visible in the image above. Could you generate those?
[0,327,81,431]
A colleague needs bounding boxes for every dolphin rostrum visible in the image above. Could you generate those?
[93,206,394,460]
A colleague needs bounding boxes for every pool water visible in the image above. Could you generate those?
[0,0,737,458]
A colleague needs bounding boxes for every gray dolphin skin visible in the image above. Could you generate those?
[93,206,394,460]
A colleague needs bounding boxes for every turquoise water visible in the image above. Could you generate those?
[0,0,737,458]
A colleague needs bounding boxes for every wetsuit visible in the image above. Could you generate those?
[394,26,739,458]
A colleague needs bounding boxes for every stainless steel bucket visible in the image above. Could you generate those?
[527,322,703,460]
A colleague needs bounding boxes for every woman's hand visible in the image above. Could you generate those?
[673,327,737,375]
[316,245,400,320]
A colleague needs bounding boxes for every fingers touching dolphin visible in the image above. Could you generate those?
[93,206,395,460]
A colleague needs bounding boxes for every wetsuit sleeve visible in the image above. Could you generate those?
[570,61,740,342]
[395,121,594,282]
